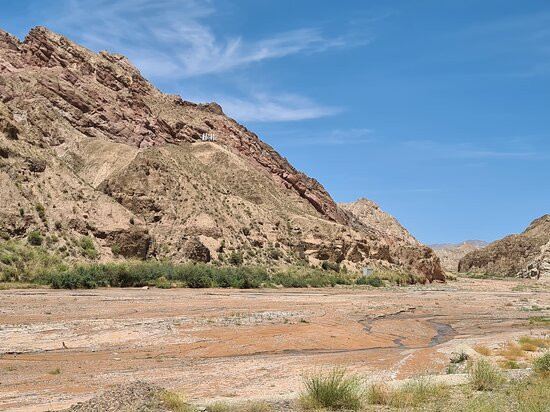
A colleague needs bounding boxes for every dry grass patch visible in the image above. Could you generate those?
[155,390,194,412]
[498,342,525,361]
[366,377,449,408]
[208,401,273,412]
[520,342,539,352]
[473,344,492,356]
[518,336,550,349]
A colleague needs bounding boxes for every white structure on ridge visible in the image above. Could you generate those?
[201,132,216,142]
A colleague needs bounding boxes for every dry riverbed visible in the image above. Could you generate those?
[0,278,549,411]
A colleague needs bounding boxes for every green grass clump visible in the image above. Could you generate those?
[300,368,364,410]
[469,359,505,391]
[513,375,550,412]
[35,203,46,222]
[532,352,550,374]
[79,236,98,259]
[528,316,550,326]
[27,230,43,246]
[355,275,383,287]
[372,269,424,285]
[459,392,507,412]
[0,239,64,282]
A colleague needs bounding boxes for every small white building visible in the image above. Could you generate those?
[362,266,374,277]
[201,132,216,142]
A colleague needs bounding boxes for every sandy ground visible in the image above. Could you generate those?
[1,278,549,411]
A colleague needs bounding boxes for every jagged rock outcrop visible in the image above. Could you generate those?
[340,199,445,281]
[0,26,443,280]
[458,215,550,277]
[430,240,488,272]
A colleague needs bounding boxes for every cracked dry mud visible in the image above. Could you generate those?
[1,278,549,411]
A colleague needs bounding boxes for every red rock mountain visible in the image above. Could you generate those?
[0,26,444,281]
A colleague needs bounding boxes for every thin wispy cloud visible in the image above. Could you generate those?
[206,93,341,122]
[45,0,364,78]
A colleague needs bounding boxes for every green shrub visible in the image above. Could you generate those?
[469,359,505,391]
[321,260,340,272]
[0,231,10,241]
[79,236,98,259]
[300,368,364,410]
[268,248,282,260]
[533,352,550,373]
[356,275,383,287]
[48,270,98,289]
[35,203,46,222]
[27,231,43,246]
[228,251,243,266]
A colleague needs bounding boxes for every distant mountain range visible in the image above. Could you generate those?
[429,241,489,272]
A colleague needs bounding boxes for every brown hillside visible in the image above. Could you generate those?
[458,215,550,277]
[0,26,443,281]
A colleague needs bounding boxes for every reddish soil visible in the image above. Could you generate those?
[1,278,548,411]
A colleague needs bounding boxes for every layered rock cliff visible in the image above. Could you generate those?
[0,26,444,281]
[340,199,445,281]
[458,215,550,277]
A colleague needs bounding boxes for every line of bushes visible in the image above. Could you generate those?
[35,261,363,290]
[2,239,395,290]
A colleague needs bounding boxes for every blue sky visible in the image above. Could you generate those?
[1,0,549,244]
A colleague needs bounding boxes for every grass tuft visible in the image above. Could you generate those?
[300,368,364,410]
[519,336,550,349]
[155,390,193,412]
[532,352,550,374]
[473,344,492,356]
[498,342,525,361]
[469,359,505,391]
[366,377,449,408]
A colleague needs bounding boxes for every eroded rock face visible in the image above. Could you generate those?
[340,199,445,282]
[181,237,211,263]
[0,26,443,280]
[459,215,550,277]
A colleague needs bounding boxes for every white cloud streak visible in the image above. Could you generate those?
[46,0,361,78]
[211,93,341,122]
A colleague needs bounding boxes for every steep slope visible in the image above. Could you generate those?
[0,26,443,280]
[430,240,488,272]
[339,199,445,281]
[458,215,550,277]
